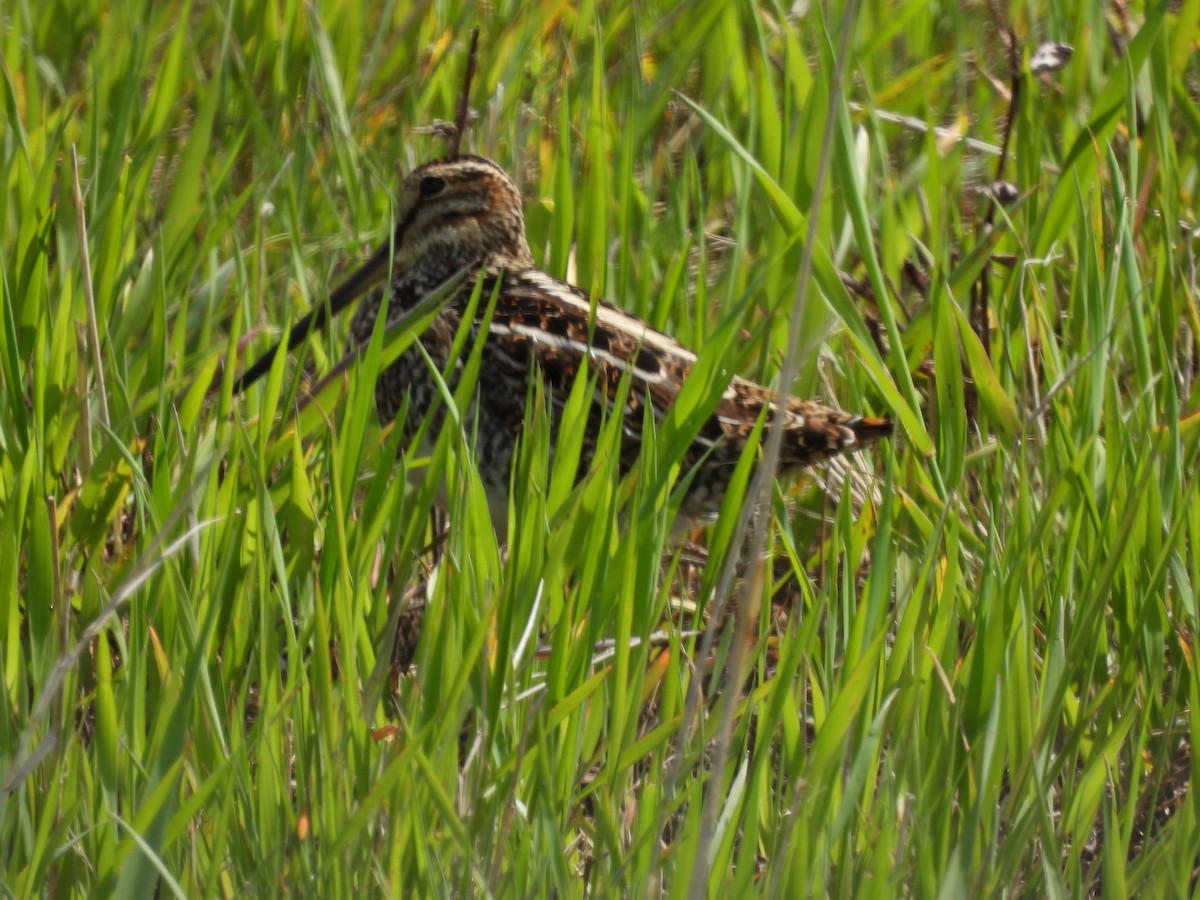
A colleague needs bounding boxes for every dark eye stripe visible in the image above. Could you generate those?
[419,175,446,197]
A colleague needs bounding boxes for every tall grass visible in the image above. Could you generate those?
[1,0,1198,895]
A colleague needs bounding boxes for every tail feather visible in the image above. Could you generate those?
[845,414,894,447]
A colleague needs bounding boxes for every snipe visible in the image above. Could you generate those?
[234,155,892,532]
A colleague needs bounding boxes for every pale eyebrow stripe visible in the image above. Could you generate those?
[514,270,699,364]
[488,321,671,386]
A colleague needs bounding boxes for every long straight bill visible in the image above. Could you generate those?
[232,230,399,394]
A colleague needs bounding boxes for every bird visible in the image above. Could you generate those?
[233,154,892,535]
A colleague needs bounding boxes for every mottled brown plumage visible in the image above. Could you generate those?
[239,155,892,532]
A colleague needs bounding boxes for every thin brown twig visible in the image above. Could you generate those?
[450,28,481,156]
[969,10,1022,435]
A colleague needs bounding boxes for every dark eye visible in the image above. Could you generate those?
[419,175,446,197]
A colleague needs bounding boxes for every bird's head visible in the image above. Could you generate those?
[390,155,534,271]
[231,155,533,394]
